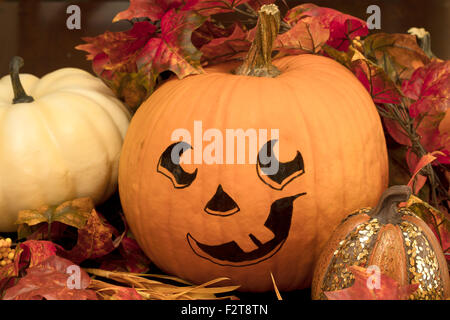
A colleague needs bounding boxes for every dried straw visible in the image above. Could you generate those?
[85,268,240,300]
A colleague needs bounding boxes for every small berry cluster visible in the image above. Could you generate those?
[0,238,14,267]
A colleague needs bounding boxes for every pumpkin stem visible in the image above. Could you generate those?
[408,28,436,59]
[234,4,281,78]
[9,56,34,104]
[369,185,412,224]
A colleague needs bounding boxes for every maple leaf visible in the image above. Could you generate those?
[192,19,236,49]
[2,255,97,300]
[324,266,419,300]
[113,0,253,22]
[285,3,368,52]
[76,21,157,80]
[200,23,250,65]
[113,0,180,22]
[189,0,253,16]
[136,9,206,78]
[60,210,119,265]
[363,33,431,82]
[274,16,329,57]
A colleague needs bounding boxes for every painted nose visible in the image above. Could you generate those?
[204,184,240,216]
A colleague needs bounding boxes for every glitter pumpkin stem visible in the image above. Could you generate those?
[369,185,412,224]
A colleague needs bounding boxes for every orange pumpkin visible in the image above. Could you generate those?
[118,5,388,291]
[311,185,450,300]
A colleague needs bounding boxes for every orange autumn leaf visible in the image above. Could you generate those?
[274,16,329,57]
[362,33,431,82]
[15,198,94,240]
[406,152,444,194]
[324,266,419,300]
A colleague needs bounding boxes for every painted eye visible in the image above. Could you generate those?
[157,142,197,188]
[257,140,305,190]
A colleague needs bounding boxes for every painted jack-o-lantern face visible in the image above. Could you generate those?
[119,55,389,292]
[157,139,306,267]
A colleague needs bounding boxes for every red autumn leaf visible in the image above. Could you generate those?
[285,3,368,52]
[100,236,151,274]
[136,9,205,78]
[60,210,118,264]
[274,16,329,56]
[386,61,450,165]
[3,255,97,300]
[324,266,419,300]
[18,240,62,269]
[362,33,431,82]
[0,240,63,297]
[113,0,181,22]
[351,59,403,104]
[192,19,236,49]
[0,241,59,282]
[113,0,252,22]
[404,61,450,165]
[200,23,250,65]
[189,0,254,16]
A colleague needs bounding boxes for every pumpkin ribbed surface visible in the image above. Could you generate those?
[119,54,389,292]
[311,187,450,300]
[0,68,130,231]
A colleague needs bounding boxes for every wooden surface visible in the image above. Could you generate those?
[0,0,449,77]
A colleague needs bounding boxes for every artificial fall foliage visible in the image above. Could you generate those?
[0,199,239,300]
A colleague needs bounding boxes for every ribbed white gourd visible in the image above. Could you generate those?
[0,62,131,231]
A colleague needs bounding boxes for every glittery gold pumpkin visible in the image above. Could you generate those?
[311,185,450,300]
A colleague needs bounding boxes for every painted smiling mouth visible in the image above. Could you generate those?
[186,192,306,267]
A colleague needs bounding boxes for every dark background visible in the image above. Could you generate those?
[0,0,449,77]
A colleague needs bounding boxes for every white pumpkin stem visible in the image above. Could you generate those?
[234,4,281,78]
[9,56,34,104]
[369,185,412,224]
[408,28,436,59]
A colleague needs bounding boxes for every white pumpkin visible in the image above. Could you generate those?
[0,57,131,231]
